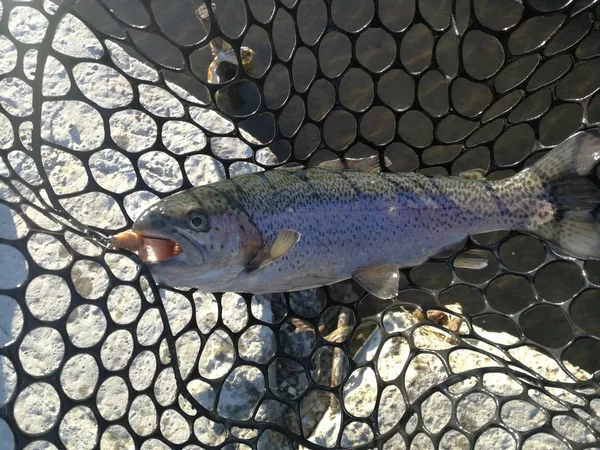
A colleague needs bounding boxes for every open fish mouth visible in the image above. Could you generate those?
[138,236,183,263]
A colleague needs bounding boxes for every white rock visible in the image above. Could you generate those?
[60,354,98,401]
[18,121,33,150]
[96,377,129,420]
[154,367,178,407]
[162,121,207,155]
[190,107,235,134]
[229,161,264,177]
[341,421,374,447]
[104,253,139,281]
[136,308,164,346]
[27,233,72,270]
[222,292,248,332]
[8,6,48,44]
[175,330,201,380]
[343,367,378,417]
[474,427,516,450]
[128,395,158,436]
[107,285,141,325]
[198,329,235,379]
[160,289,193,335]
[211,137,253,160]
[138,151,183,193]
[106,40,159,82]
[101,329,134,371]
[42,56,71,96]
[52,14,103,59]
[377,336,410,381]
[193,291,219,334]
[552,414,596,443]
[0,77,33,117]
[24,442,59,450]
[187,379,216,410]
[19,326,65,377]
[42,101,104,151]
[14,383,60,435]
[509,345,574,382]
[89,148,137,194]
[66,304,107,348]
[71,259,108,299]
[59,191,127,230]
[73,62,133,108]
[0,111,14,148]
[217,365,265,420]
[139,84,184,118]
[377,385,405,433]
[239,325,276,364]
[422,392,452,434]
[109,109,157,153]
[123,190,160,222]
[160,409,191,445]
[457,392,496,432]
[59,406,98,450]
[0,35,18,76]
[8,150,42,185]
[41,146,89,195]
[129,351,157,392]
[64,230,102,256]
[193,416,227,446]
[405,353,448,403]
[100,425,135,450]
[23,48,37,80]
[184,154,227,187]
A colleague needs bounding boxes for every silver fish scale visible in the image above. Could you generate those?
[2,0,600,449]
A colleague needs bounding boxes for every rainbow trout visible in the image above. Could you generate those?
[129,130,600,298]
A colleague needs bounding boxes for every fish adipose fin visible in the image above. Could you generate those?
[352,265,400,299]
[247,229,301,271]
[522,129,600,260]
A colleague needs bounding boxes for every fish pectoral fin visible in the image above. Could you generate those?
[352,265,400,299]
[246,229,301,272]
[317,155,382,174]
[458,169,487,181]
[453,249,489,270]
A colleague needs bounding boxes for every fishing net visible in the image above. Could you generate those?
[1,0,600,448]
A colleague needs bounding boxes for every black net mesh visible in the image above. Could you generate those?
[1,0,600,448]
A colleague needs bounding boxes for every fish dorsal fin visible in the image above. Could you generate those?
[453,249,489,270]
[458,169,487,181]
[352,265,400,299]
[318,155,382,174]
[247,229,301,272]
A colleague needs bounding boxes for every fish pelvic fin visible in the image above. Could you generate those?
[352,265,400,299]
[246,229,301,271]
[520,129,600,260]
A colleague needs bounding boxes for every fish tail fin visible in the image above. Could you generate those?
[520,129,600,259]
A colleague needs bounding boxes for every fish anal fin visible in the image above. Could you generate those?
[247,229,301,271]
[453,249,489,270]
[352,265,400,299]
[318,155,382,174]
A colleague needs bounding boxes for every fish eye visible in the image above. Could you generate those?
[187,211,210,232]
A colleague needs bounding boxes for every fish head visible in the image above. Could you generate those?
[132,188,261,288]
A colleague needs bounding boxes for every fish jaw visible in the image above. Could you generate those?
[131,208,206,268]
